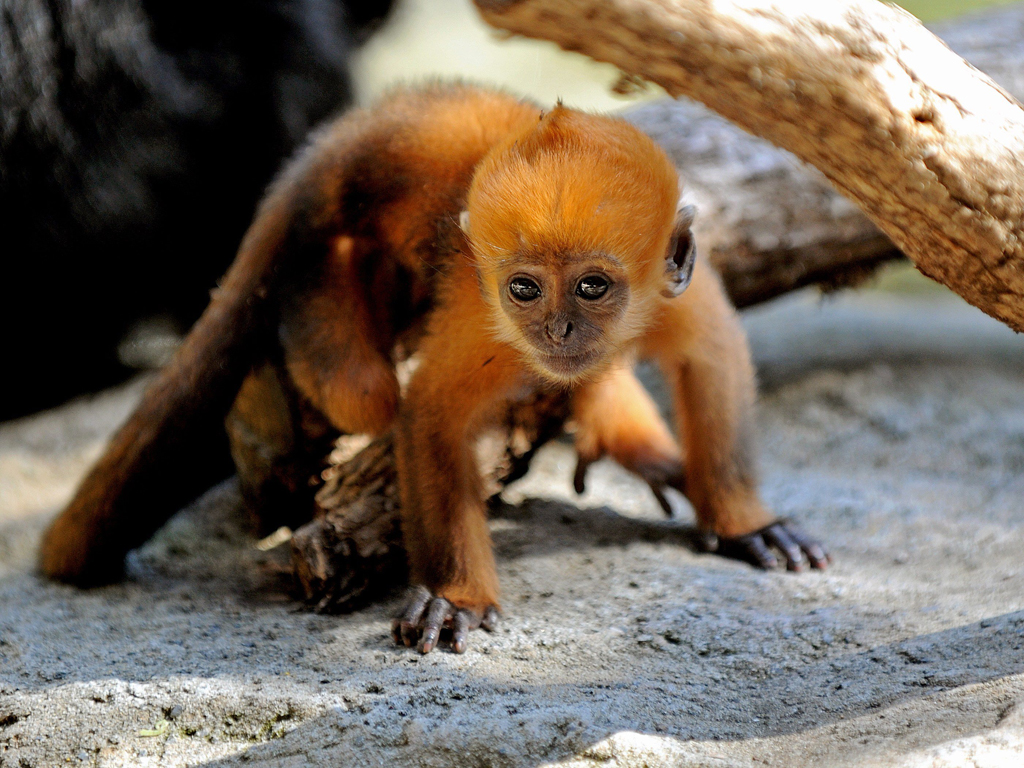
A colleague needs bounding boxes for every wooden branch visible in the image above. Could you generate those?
[624,99,901,308]
[291,434,405,613]
[475,0,1024,330]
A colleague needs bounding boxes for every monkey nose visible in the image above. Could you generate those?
[546,318,573,343]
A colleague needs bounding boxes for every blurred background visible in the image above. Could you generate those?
[350,0,1018,107]
[0,0,1015,421]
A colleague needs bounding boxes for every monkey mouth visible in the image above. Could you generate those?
[537,348,602,378]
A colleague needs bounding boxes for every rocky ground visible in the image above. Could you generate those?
[2,286,1024,767]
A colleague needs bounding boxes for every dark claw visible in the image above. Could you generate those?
[649,484,675,517]
[573,456,592,495]
[642,463,687,518]
[762,524,806,572]
[717,519,830,571]
[392,586,499,654]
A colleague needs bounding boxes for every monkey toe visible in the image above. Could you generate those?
[703,519,830,571]
[391,586,498,654]
[770,520,831,570]
[572,453,596,495]
[392,585,432,648]
[480,605,500,632]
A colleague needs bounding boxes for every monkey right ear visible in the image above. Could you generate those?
[459,210,470,234]
[661,204,697,298]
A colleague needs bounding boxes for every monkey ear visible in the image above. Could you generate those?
[661,204,698,298]
[459,210,470,234]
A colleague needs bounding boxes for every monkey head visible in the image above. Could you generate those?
[462,105,698,384]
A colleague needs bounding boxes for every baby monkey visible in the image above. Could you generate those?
[40,83,828,654]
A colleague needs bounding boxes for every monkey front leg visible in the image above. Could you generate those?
[392,287,518,653]
[394,381,504,653]
[644,261,829,570]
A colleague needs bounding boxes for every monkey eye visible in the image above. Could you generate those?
[576,275,609,300]
[509,277,542,302]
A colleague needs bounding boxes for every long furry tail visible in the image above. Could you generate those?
[40,185,297,585]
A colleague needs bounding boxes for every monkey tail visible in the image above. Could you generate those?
[39,183,300,585]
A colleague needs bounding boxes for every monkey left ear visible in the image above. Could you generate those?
[661,204,697,298]
[459,210,470,234]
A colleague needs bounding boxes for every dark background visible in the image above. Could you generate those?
[0,0,393,420]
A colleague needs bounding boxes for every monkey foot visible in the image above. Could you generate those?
[391,586,499,654]
[700,519,831,572]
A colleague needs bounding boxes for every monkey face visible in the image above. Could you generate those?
[464,103,689,382]
[495,255,630,382]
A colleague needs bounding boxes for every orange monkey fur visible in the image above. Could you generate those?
[40,83,825,651]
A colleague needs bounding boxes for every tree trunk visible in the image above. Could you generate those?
[475,0,1024,331]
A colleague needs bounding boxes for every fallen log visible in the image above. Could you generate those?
[625,98,901,308]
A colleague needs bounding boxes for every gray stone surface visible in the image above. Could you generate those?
[2,287,1024,767]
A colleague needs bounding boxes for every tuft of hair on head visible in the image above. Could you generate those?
[463,107,686,379]
[467,106,681,288]
[502,103,583,165]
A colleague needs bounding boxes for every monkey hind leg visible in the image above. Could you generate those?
[227,362,339,535]
[282,320,400,437]
[280,236,401,437]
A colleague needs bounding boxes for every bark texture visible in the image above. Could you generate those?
[476,0,1024,330]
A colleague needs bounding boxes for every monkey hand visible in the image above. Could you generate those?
[573,444,686,518]
[391,585,500,654]
[699,519,831,572]
[570,367,687,516]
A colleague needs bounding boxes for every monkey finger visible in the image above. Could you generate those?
[695,529,720,553]
[733,532,780,569]
[664,468,687,497]
[418,598,454,654]
[400,616,421,648]
[452,610,477,654]
[778,521,831,569]
[394,586,432,648]
[649,483,675,517]
[481,606,500,632]
[762,524,807,572]
[573,455,596,495]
